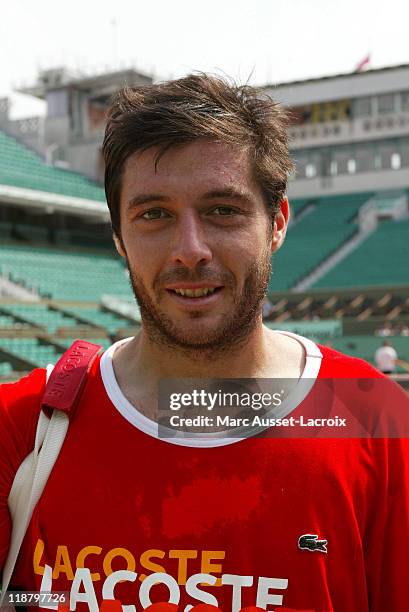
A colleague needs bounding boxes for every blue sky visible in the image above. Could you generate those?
[1,0,408,117]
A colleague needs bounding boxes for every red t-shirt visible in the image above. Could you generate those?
[0,334,408,612]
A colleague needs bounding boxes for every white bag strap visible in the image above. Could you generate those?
[0,365,69,603]
[0,341,102,599]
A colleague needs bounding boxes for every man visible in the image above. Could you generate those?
[375,321,394,337]
[374,339,398,375]
[0,74,408,612]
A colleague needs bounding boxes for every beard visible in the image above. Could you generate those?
[126,249,272,359]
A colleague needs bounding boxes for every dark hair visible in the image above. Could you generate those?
[103,73,294,237]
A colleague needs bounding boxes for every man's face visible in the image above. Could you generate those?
[116,140,287,352]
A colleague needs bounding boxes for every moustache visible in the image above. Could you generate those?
[155,269,233,288]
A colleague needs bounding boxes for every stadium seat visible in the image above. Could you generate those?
[269,192,373,291]
[64,307,135,334]
[0,361,13,377]
[0,130,105,202]
[0,304,78,333]
[314,219,409,288]
[0,243,133,301]
[0,338,63,368]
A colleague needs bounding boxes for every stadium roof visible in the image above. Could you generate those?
[0,129,108,218]
[19,67,153,100]
[264,63,409,89]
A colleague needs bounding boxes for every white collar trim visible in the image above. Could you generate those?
[100,330,322,448]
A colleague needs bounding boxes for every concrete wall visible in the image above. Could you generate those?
[289,112,409,150]
[65,140,104,181]
[268,66,409,106]
[288,167,409,199]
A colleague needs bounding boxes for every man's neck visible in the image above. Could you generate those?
[112,321,306,415]
[131,321,277,378]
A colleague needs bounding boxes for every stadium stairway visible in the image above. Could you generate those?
[269,192,373,292]
[293,229,368,292]
[296,190,409,291]
[314,217,409,289]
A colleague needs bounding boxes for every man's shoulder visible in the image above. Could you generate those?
[0,368,47,467]
[0,368,47,430]
[317,343,384,378]
[315,344,409,438]
[0,368,47,411]
[0,341,105,417]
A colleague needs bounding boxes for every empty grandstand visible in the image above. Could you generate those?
[0,130,105,201]
[0,64,408,385]
[271,191,374,291]
[0,243,132,301]
[314,216,409,288]
[0,123,140,380]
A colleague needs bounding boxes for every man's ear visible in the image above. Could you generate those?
[113,233,126,258]
[270,197,290,254]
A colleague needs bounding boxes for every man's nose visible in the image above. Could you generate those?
[170,212,212,269]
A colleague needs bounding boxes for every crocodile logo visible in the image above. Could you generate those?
[298,533,328,553]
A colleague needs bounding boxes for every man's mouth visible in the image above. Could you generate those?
[165,285,224,305]
[172,287,219,297]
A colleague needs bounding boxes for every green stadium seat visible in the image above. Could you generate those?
[314,219,409,288]
[0,362,13,377]
[0,304,78,333]
[64,308,135,334]
[0,338,63,368]
[0,243,133,301]
[0,130,105,202]
[0,314,19,328]
[270,192,373,291]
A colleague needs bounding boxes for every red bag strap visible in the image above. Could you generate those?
[41,340,102,418]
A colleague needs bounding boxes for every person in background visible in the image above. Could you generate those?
[375,321,394,337]
[398,323,409,337]
[374,339,398,375]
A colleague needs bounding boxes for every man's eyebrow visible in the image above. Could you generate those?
[127,188,252,210]
[202,188,253,202]
[127,194,170,209]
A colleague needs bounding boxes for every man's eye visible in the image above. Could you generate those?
[211,206,237,216]
[140,209,168,220]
